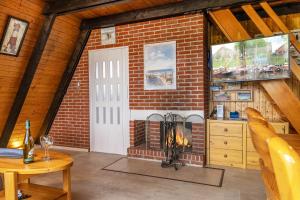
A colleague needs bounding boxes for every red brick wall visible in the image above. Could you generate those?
[50,13,208,149]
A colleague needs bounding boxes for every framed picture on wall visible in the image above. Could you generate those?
[236,90,252,101]
[212,91,232,101]
[100,26,116,45]
[0,16,29,56]
[144,41,176,90]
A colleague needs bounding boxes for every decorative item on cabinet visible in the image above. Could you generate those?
[216,105,224,120]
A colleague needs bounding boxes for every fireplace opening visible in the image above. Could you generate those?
[127,112,204,167]
[160,121,192,152]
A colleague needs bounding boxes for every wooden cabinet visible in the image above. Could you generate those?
[246,122,289,169]
[207,120,247,168]
[207,119,289,169]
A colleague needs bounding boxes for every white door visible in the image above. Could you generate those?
[89,47,129,155]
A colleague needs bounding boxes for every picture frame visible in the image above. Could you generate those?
[100,27,116,45]
[212,89,253,102]
[212,91,232,101]
[236,90,252,101]
[144,41,176,90]
[0,16,29,57]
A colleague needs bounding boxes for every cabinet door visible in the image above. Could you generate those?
[247,151,260,169]
[247,138,256,152]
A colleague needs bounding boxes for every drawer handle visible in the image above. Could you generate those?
[224,154,228,158]
[224,141,228,145]
[224,128,228,132]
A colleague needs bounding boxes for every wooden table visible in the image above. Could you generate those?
[0,149,73,200]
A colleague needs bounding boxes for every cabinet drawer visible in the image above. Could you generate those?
[247,151,259,166]
[247,138,256,152]
[210,136,242,150]
[271,123,287,134]
[210,123,243,137]
[247,122,287,137]
[210,149,243,165]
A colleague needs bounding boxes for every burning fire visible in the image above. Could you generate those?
[176,132,189,146]
[166,126,191,147]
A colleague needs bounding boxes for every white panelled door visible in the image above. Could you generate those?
[89,47,129,155]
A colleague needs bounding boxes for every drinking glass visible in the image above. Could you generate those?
[40,135,54,161]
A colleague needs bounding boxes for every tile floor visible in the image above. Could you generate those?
[31,150,266,200]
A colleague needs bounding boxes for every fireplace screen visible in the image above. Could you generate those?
[145,113,203,169]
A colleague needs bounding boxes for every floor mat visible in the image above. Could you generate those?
[102,157,225,187]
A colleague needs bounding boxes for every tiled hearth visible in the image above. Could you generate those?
[128,111,205,166]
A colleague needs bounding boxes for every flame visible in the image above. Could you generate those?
[166,127,190,147]
[176,132,189,146]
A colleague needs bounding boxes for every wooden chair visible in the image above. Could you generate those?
[245,107,300,150]
[268,137,300,200]
[245,107,266,121]
[248,121,280,200]
[246,107,300,200]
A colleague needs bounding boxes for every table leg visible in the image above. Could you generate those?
[63,168,71,200]
[4,172,17,200]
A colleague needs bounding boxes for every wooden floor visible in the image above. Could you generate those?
[30,150,266,200]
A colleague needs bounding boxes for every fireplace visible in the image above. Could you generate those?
[160,121,192,151]
[127,112,205,166]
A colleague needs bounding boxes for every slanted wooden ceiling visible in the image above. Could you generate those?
[0,0,300,148]
[73,0,182,19]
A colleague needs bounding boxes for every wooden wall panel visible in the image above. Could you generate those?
[210,13,300,121]
[0,0,44,139]
[8,15,81,148]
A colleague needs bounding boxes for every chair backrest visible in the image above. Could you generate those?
[245,107,276,133]
[268,137,300,200]
[248,121,277,171]
[245,107,266,121]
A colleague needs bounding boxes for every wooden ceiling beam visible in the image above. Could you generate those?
[39,29,91,137]
[260,1,300,53]
[44,0,126,15]
[241,4,273,36]
[81,0,263,30]
[235,2,300,21]
[0,14,56,148]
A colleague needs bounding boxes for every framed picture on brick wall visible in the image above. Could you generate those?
[144,41,176,90]
[100,26,116,45]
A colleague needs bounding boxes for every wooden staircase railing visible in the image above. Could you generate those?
[209,6,300,134]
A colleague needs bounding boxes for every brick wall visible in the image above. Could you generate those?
[50,13,208,149]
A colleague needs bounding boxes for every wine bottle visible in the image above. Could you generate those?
[23,119,34,164]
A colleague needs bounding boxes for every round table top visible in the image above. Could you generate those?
[0,149,73,174]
